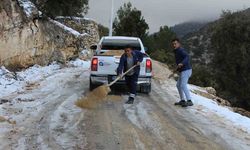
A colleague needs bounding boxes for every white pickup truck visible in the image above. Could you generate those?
[89,36,152,94]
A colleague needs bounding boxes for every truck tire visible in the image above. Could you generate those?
[89,78,98,91]
[140,84,151,94]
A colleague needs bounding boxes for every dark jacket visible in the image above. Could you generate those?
[117,50,144,75]
[174,47,192,72]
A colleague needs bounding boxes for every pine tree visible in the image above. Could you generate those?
[144,26,176,68]
[113,2,149,39]
[98,24,109,37]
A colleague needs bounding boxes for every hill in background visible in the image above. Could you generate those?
[170,21,209,38]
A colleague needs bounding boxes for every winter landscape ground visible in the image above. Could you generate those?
[0,59,249,150]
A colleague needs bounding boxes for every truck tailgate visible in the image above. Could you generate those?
[94,55,120,75]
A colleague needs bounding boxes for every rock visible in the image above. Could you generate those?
[0,116,7,122]
[192,89,231,106]
[233,107,250,118]
[214,97,231,106]
[0,99,9,104]
[0,0,99,71]
[55,16,99,46]
[205,87,216,95]
[192,89,216,100]
[50,50,66,64]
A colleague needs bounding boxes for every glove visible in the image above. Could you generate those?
[116,69,120,76]
[177,63,183,68]
[117,74,122,79]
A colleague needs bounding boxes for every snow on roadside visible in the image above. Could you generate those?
[69,59,90,68]
[0,63,60,97]
[0,59,90,149]
[50,19,90,37]
[169,84,250,134]
[189,88,250,134]
[0,59,89,98]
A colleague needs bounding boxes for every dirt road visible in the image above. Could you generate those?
[0,62,249,150]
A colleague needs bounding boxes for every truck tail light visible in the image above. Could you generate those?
[91,58,98,71]
[146,59,152,73]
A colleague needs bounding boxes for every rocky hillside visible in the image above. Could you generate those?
[181,22,216,65]
[170,21,208,38]
[0,0,99,71]
[182,8,250,66]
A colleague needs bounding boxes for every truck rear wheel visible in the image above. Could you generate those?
[89,78,98,91]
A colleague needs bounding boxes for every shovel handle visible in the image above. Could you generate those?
[168,68,179,78]
[108,64,138,87]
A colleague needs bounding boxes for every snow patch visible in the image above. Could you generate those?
[0,63,60,97]
[55,16,95,22]
[18,0,37,17]
[69,59,90,68]
[190,91,250,133]
[0,59,92,149]
[163,82,250,134]
[50,19,90,37]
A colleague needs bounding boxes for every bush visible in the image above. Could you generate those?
[211,11,250,110]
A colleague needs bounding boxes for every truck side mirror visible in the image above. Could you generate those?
[144,47,148,51]
[90,45,97,50]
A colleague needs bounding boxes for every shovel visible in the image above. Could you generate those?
[108,64,138,87]
[75,64,139,109]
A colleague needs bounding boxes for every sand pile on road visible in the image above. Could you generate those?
[75,85,111,109]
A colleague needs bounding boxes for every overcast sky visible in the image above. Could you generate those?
[86,0,250,33]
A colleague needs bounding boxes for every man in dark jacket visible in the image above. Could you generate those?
[117,45,144,104]
[172,38,193,107]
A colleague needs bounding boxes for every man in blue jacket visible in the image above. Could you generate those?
[172,38,193,107]
[117,45,144,104]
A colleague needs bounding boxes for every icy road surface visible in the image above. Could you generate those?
[0,60,249,150]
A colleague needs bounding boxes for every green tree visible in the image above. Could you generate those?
[144,26,176,68]
[146,26,176,52]
[211,11,250,109]
[32,0,89,18]
[113,2,149,39]
[98,24,109,37]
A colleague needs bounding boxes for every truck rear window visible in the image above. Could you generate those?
[101,39,141,50]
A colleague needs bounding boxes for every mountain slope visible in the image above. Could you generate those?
[170,21,208,38]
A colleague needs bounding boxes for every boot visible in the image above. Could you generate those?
[174,100,186,106]
[125,97,134,104]
[186,100,193,106]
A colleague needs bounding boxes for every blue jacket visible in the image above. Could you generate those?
[117,50,144,75]
[174,47,192,72]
